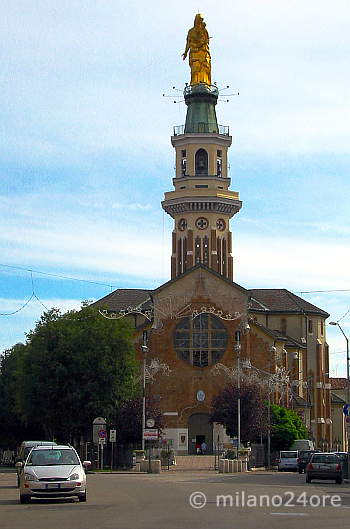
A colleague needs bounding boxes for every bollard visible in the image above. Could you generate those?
[224,459,230,473]
[218,459,225,473]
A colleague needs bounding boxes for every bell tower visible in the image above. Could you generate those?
[162,14,242,280]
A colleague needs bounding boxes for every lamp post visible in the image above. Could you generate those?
[234,331,241,458]
[329,321,349,477]
[141,343,149,452]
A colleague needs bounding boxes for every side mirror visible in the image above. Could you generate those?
[15,461,23,468]
[82,461,91,467]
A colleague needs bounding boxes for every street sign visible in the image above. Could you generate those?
[343,404,349,416]
[345,416,350,424]
[93,417,106,444]
[98,438,106,445]
[98,429,107,439]
[143,429,159,440]
[110,429,116,442]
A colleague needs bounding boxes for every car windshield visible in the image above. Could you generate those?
[280,452,297,458]
[312,454,338,463]
[27,449,79,466]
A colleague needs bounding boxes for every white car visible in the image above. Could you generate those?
[278,450,298,471]
[16,445,91,504]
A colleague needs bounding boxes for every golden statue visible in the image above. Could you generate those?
[182,13,211,86]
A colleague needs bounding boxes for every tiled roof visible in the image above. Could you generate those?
[249,289,329,317]
[330,377,348,390]
[92,289,152,312]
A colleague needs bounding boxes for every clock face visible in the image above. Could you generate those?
[216,218,226,231]
[178,218,187,231]
[196,217,208,230]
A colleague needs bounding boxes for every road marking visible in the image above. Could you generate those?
[270,513,309,516]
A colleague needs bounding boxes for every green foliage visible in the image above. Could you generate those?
[1,305,138,443]
[269,403,308,452]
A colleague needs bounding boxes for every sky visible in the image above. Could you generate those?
[0,0,349,376]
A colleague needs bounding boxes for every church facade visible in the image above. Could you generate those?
[96,16,331,454]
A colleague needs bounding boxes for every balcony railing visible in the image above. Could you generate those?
[173,124,230,136]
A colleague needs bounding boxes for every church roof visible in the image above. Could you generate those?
[248,288,329,317]
[92,289,151,312]
[91,271,328,318]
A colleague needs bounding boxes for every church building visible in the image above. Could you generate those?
[95,15,331,454]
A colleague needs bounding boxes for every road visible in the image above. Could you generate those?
[1,469,350,529]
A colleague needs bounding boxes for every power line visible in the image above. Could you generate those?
[0,263,117,289]
[298,289,350,294]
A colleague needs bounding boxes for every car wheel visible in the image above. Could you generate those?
[78,492,87,502]
[336,477,342,484]
[306,475,312,483]
[20,494,31,504]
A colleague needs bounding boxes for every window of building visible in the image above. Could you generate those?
[308,319,313,334]
[320,320,324,336]
[181,150,186,157]
[280,318,287,335]
[195,184,208,188]
[217,150,222,157]
[174,314,228,367]
[195,149,208,175]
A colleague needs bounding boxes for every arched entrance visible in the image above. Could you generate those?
[188,413,213,454]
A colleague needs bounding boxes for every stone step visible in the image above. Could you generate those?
[169,455,216,471]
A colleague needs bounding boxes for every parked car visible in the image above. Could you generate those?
[16,445,91,504]
[332,452,349,479]
[291,439,315,451]
[16,441,57,487]
[278,451,298,471]
[297,449,321,474]
[306,452,342,484]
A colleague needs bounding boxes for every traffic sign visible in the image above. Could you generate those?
[143,429,159,440]
[98,429,107,439]
[98,438,106,445]
[343,404,349,416]
[110,429,116,442]
[146,418,155,428]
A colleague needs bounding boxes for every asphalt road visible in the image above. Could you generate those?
[1,469,350,529]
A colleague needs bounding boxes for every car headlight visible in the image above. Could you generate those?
[69,473,80,481]
[24,473,37,481]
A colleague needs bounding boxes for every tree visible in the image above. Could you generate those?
[115,396,164,444]
[0,343,42,447]
[210,380,268,443]
[269,403,308,452]
[15,305,138,442]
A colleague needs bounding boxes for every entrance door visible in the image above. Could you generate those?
[188,413,213,454]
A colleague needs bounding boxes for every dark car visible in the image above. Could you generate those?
[333,452,349,479]
[297,450,321,474]
[306,453,342,484]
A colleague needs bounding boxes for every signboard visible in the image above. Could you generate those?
[110,429,116,443]
[143,429,159,440]
[343,404,349,416]
[98,429,107,439]
[93,417,106,444]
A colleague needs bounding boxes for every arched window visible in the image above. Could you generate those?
[195,149,208,175]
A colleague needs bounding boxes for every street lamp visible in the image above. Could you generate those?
[329,321,349,477]
[234,331,241,459]
[234,323,250,459]
[141,343,149,452]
